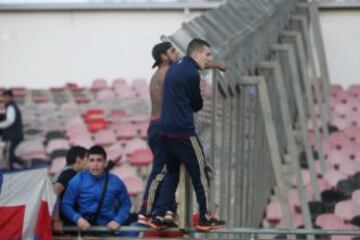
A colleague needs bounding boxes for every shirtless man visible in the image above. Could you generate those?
[138,42,226,226]
[138,42,178,226]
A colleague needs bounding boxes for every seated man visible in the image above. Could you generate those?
[53,145,88,232]
[61,145,133,236]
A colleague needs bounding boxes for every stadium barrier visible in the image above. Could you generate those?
[165,0,332,239]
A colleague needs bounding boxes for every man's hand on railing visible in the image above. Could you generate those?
[205,61,228,72]
[107,220,120,231]
[77,217,91,231]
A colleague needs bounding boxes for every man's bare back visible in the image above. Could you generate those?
[150,65,170,120]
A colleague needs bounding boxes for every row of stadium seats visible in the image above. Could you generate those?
[265,84,360,240]
[0,79,153,209]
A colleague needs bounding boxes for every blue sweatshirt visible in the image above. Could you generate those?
[61,170,131,225]
[160,55,203,136]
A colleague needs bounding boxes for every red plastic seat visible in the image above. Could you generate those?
[33,95,49,104]
[113,123,138,139]
[334,200,360,222]
[74,96,90,104]
[112,78,128,88]
[331,84,344,93]
[348,84,360,97]
[96,89,116,100]
[134,122,149,138]
[111,165,138,180]
[344,127,360,144]
[265,200,282,225]
[351,190,360,205]
[323,170,347,187]
[47,139,70,154]
[323,131,352,152]
[123,176,144,197]
[15,139,45,159]
[346,111,360,127]
[84,108,104,117]
[131,78,147,89]
[87,119,107,133]
[93,129,117,146]
[49,157,66,175]
[326,142,358,168]
[330,229,356,240]
[49,86,65,92]
[316,213,345,229]
[11,86,27,97]
[68,133,94,148]
[129,148,153,167]
[91,78,108,91]
[339,160,360,177]
[333,114,352,130]
[105,143,124,163]
[123,138,149,156]
[334,102,351,115]
[110,109,127,118]
[305,178,331,197]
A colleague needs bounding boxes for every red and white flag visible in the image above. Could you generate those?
[0,168,56,240]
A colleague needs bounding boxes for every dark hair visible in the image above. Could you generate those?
[89,145,107,160]
[66,146,88,165]
[2,90,13,97]
[187,38,210,55]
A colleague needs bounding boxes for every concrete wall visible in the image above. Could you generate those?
[319,9,360,88]
[0,10,201,88]
[0,9,359,88]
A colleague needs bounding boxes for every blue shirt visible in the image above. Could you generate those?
[61,170,131,225]
[160,56,203,136]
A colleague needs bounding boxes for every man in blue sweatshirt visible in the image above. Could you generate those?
[61,145,132,235]
[153,38,225,231]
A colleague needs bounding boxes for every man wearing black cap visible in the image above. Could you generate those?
[0,90,23,170]
[138,42,179,227]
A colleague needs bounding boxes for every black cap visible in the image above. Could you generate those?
[152,42,172,68]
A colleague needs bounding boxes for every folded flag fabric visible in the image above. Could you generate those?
[0,168,56,240]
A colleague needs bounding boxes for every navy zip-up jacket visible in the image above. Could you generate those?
[61,170,131,225]
[160,55,203,136]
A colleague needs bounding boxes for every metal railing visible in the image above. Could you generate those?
[56,225,360,240]
[165,0,332,239]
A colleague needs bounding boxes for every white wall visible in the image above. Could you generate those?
[319,10,360,88]
[0,9,359,89]
[0,10,201,88]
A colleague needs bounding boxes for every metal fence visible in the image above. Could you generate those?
[166,0,332,239]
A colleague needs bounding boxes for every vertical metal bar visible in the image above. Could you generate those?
[308,1,332,120]
[281,31,326,175]
[244,76,295,232]
[274,42,321,201]
[210,70,218,214]
[290,15,329,138]
[259,60,315,240]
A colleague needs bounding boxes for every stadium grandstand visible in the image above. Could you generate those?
[1,0,360,239]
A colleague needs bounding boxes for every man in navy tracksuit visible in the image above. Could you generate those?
[153,39,225,231]
[61,145,136,236]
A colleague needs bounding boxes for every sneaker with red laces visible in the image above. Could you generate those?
[149,216,167,230]
[164,211,178,228]
[137,214,152,227]
[196,218,226,231]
